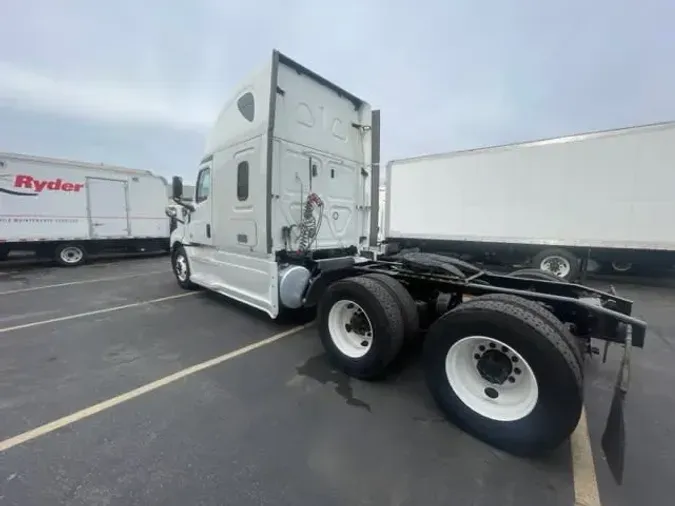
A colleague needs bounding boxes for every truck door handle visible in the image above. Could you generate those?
[206,224,211,238]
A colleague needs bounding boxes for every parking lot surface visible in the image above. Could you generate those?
[0,256,672,505]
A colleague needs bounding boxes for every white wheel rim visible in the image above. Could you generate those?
[611,261,632,272]
[445,336,539,422]
[539,255,571,278]
[327,300,373,359]
[60,246,83,264]
[174,254,188,282]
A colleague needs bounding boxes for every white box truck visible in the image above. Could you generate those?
[166,50,647,483]
[0,153,171,265]
[384,122,675,280]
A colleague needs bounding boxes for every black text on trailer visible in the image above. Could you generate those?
[168,50,647,484]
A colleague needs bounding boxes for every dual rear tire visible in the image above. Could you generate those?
[318,276,583,456]
[318,275,414,380]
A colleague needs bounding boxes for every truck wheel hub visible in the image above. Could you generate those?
[328,300,374,359]
[175,254,188,281]
[60,246,83,264]
[476,349,512,384]
[445,335,539,422]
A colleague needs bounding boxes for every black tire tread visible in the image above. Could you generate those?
[449,297,582,388]
[471,293,584,372]
[319,275,405,379]
[362,273,419,341]
[424,297,583,456]
[342,276,406,368]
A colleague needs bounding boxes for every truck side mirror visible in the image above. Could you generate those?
[172,176,183,199]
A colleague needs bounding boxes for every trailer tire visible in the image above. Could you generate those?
[318,276,405,380]
[362,273,420,342]
[54,243,87,267]
[423,296,583,456]
[611,260,633,273]
[171,245,199,290]
[532,248,579,281]
[508,268,569,283]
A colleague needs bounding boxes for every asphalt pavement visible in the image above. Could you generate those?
[0,255,672,505]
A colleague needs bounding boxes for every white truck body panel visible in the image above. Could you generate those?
[180,51,372,317]
[0,152,170,242]
[385,121,675,250]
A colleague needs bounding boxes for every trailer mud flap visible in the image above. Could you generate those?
[601,323,631,485]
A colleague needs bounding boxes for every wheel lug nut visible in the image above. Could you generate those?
[501,346,508,352]
[511,356,519,363]
[473,354,481,360]
[360,340,369,347]
[514,368,521,375]
[347,303,354,309]
[489,343,496,348]
[508,376,515,383]
[479,345,486,352]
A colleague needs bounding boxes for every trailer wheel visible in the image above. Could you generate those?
[171,245,198,290]
[532,248,579,281]
[423,297,583,456]
[362,273,420,342]
[611,261,633,273]
[318,276,405,380]
[508,268,569,283]
[54,243,87,267]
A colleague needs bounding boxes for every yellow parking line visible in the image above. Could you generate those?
[0,324,310,452]
[0,292,198,334]
[0,270,168,295]
[571,406,602,506]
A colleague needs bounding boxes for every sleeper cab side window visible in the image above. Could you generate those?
[195,167,211,203]
[237,161,249,201]
[237,92,255,122]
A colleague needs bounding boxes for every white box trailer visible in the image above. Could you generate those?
[0,152,171,265]
[384,121,675,280]
[166,50,647,482]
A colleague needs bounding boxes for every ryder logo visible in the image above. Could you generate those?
[0,174,85,197]
[14,175,85,193]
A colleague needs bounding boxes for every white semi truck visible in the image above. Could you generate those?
[0,152,170,265]
[384,122,675,280]
[168,50,647,484]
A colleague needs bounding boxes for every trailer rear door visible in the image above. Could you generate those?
[87,178,129,238]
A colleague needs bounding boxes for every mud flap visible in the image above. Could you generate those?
[601,323,631,485]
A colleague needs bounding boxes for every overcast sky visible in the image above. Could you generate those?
[1,0,673,182]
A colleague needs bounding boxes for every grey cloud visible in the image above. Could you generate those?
[1,0,674,176]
